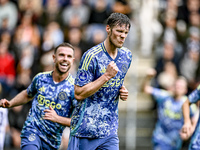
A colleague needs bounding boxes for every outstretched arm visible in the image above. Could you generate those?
[141,68,156,95]
[75,61,118,101]
[0,90,32,108]
[181,99,192,140]
[43,106,71,127]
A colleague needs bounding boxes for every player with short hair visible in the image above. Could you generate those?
[142,68,198,150]
[182,84,200,150]
[0,42,76,150]
[67,12,132,150]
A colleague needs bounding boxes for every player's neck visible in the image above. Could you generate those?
[52,71,69,83]
[104,40,118,59]
[174,94,183,101]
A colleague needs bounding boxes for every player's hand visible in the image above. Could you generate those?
[43,106,58,123]
[180,122,192,140]
[105,61,118,80]
[146,68,156,79]
[119,85,128,101]
[0,99,11,108]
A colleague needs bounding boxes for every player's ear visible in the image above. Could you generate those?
[52,54,56,63]
[106,25,111,33]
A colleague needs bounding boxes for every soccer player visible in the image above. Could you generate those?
[0,42,75,150]
[67,12,132,150]
[142,68,198,150]
[181,84,200,150]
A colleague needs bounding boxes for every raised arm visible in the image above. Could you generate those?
[141,68,156,95]
[75,61,118,101]
[0,90,33,108]
[43,106,71,127]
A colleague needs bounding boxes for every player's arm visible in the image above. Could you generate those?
[43,106,71,127]
[181,99,192,138]
[141,68,156,95]
[0,90,33,108]
[75,61,118,101]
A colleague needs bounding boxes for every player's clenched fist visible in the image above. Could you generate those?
[120,85,128,101]
[0,99,11,108]
[105,61,119,80]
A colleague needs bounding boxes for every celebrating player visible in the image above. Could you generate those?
[142,68,198,150]
[0,42,76,150]
[67,12,132,150]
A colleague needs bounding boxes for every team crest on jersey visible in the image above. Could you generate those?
[58,92,67,100]
[121,64,128,73]
[79,71,88,82]
[28,133,36,141]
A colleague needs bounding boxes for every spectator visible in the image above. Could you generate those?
[0,0,18,32]
[41,21,64,52]
[88,0,112,24]
[14,11,41,49]
[39,0,63,27]
[0,42,16,99]
[180,42,200,91]
[18,0,43,21]
[154,40,181,88]
[62,0,90,28]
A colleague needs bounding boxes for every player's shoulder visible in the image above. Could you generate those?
[119,47,132,54]
[33,71,52,80]
[119,47,132,58]
[66,73,75,85]
[83,43,103,57]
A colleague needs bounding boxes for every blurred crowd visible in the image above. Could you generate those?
[141,0,200,94]
[0,0,199,149]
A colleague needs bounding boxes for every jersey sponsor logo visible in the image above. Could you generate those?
[38,94,62,109]
[164,108,181,119]
[79,71,88,82]
[28,133,36,141]
[58,92,67,100]
[103,78,124,87]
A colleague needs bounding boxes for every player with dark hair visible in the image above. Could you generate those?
[67,12,132,150]
[0,42,76,150]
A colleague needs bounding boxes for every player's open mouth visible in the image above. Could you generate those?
[60,63,68,68]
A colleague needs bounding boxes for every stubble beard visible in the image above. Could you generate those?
[56,63,70,75]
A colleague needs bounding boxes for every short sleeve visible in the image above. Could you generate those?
[75,52,95,87]
[27,73,39,97]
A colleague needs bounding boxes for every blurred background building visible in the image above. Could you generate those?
[0,0,199,150]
